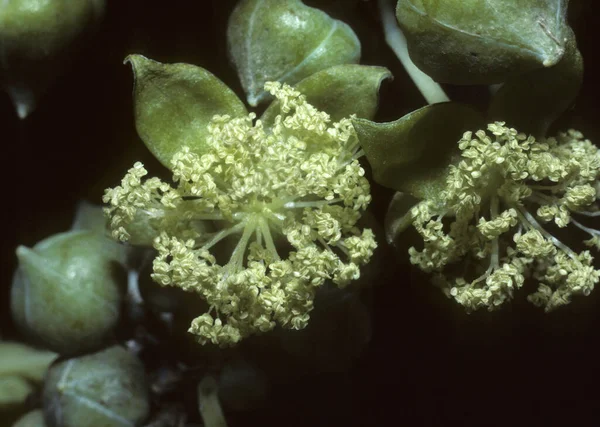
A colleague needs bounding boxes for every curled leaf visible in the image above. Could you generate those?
[227,0,361,106]
[488,29,583,138]
[396,0,571,84]
[353,102,483,199]
[261,64,391,124]
[126,55,247,169]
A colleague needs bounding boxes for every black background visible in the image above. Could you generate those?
[2,1,600,426]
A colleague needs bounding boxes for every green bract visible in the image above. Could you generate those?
[227,0,361,105]
[261,64,392,124]
[396,0,571,84]
[43,346,150,427]
[0,0,105,118]
[352,102,484,200]
[104,58,379,346]
[126,54,248,169]
[380,122,600,312]
[11,230,126,355]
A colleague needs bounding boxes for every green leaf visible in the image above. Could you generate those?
[261,64,391,124]
[227,0,361,106]
[125,55,247,169]
[353,102,483,200]
[396,0,570,84]
[488,29,583,138]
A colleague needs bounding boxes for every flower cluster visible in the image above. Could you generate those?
[104,82,376,346]
[407,122,600,312]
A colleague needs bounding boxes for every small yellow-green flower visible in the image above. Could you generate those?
[104,82,376,346]
[406,123,600,312]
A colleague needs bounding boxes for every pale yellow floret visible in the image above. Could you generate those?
[514,229,556,258]
[477,208,517,240]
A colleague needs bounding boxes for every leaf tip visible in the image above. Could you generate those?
[123,53,139,66]
[123,54,157,74]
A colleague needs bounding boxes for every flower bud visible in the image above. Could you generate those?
[42,346,150,427]
[11,231,127,355]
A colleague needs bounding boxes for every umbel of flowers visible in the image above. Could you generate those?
[104,79,377,347]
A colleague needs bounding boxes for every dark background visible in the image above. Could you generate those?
[2,1,600,426]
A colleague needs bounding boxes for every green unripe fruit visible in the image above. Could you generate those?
[11,230,127,355]
[42,346,150,427]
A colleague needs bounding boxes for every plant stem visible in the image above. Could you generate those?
[378,0,450,104]
[197,376,228,427]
